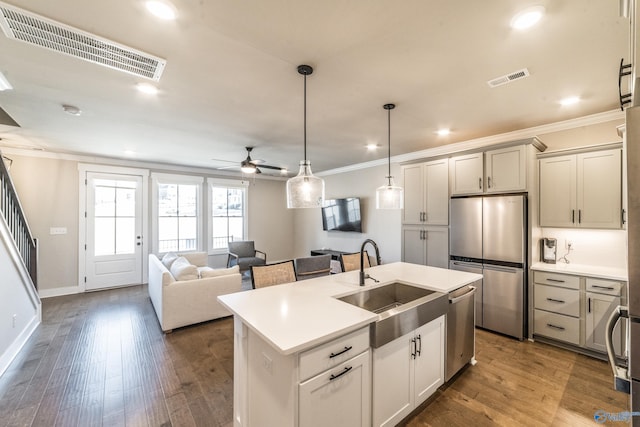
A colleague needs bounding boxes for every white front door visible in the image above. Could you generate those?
[85,172,143,290]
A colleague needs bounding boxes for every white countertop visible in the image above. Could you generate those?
[531,262,627,281]
[218,262,482,355]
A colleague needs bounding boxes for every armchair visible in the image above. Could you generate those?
[227,241,267,273]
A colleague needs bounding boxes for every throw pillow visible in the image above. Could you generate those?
[161,252,179,269]
[200,265,240,278]
[170,256,199,281]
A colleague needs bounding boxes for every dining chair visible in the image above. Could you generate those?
[294,255,331,280]
[340,251,370,272]
[250,260,297,289]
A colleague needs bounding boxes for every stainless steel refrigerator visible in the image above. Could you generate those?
[449,194,527,340]
[606,105,640,423]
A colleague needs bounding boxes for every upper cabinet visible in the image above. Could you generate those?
[450,145,527,195]
[402,159,449,225]
[539,148,622,229]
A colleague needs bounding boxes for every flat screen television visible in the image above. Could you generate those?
[321,198,362,232]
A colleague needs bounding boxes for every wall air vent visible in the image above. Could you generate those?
[487,68,530,88]
[0,1,166,81]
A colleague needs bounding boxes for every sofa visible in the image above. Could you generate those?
[148,252,242,332]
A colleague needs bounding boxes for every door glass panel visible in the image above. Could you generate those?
[116,187,136,217]
[95,186,115,217]
[93,179,138,256]
[95,218,115,256]
[115,218,135,254]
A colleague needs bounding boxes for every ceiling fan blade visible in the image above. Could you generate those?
[257,164,286,171]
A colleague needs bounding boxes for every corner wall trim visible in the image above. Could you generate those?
[0,314,39,377]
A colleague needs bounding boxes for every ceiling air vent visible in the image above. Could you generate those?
[487,68,530,88]
[0,1,166,81]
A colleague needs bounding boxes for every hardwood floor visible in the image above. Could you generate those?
[0,285,629,427]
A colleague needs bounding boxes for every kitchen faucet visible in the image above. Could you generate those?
[359,239,381,286]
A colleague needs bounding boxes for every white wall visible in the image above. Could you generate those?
[293,164,402,263]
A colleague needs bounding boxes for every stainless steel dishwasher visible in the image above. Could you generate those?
[446,283,478,381]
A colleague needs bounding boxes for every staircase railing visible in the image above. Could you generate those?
[0,152,38,289]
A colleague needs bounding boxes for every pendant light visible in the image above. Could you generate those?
[376,103,404,209]
[286,65,325,209]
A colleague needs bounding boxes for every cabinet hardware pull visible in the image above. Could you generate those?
[478,177,482,189]
[623,209,627,225]
[546,298,565,304]
[423,212,427,222]
[488,176,491,188]
[588,297,591,313]
[423,230,427,240]
[571,209,575,223]
[578,209,582,224]
[329,366,353,381]
[416,334,422,356]
[329,346,352,358]
[411,338,417,359]
[592,285,615,291]
[546,278,565,283]
[546,323,566,331]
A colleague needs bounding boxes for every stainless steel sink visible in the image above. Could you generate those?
[337,282,448,348]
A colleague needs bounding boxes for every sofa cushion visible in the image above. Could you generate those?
[201,265,240,278]
[182,252,208,267]
[197,266,214,278]
[170,256,199,281]
[161,252,179,269]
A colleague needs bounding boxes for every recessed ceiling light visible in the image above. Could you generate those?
[136,82,159,95]
[0,71,13,91]
[511,6,545,30]
[436,129,450,136]
[560,96,580,106]
[62,104,82,116]
[145,0,177,20]
[366,144,379,151]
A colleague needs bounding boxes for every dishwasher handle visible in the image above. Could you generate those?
[449,286,476,304]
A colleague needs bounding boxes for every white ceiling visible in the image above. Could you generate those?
[0,0,630,175]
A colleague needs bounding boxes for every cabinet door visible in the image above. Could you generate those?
[577,149,622,229]
[424,226,449,269]
[401,226,426,265]
[424,159,449,224]
[585,292,623,356]
[402,164,425,224]
[299,351,371,427]
[485,145,526,193]
[372,331,414,427]
[414,315,445,407]
[450,153,484,195]
[539,155,577,227]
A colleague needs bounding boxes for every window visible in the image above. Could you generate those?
[209,179,248,251]
[152,174,203,253]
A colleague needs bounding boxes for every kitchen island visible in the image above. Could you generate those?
[218,262,482,427]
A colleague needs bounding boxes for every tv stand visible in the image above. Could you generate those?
[310,249,350,261]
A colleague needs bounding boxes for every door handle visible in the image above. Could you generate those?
[605,305,629,393]
[588,297,591,313]
[487,176,492,188]
[478,177,482,190]
[411,338,417,359]
[592,285,615,291]
[329,346,352,358]
[329,366,353,381]
[546,278,565,283]
[546,297,565,304]
[571,209,575,224]
[416,334,422,357]
[578,209,582,224]
[546,323,565,331]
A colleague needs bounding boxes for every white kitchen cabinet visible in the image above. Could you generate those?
[484,145,526,193]
[372,315,445,427]
[539,148,622,229]
[401,159,449,225]
[299,350,371,427]
[401,225,448,269]
[449,152,484,195]
[585,277,625,356]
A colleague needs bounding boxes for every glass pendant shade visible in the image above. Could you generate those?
[376,176,404,209]
[287,160,325,208]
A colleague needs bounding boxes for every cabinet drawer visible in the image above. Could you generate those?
[534,309,580,345]
[534,284,580,317]
[299,327,369,381]
[533,271,580,290]
[586,278,624,296]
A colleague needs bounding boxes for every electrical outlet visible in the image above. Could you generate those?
[261,352,273,374]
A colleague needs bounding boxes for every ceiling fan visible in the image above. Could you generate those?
[214,147,288,175]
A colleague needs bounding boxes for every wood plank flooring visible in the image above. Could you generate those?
[0,285,629,427]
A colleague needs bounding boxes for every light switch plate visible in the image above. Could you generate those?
[50,227,67,235]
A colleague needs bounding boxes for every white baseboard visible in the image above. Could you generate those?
[0,314,40,377]
[38,285,81,298]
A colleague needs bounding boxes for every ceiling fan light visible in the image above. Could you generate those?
[241,161,257,174]
[376,178,404,209]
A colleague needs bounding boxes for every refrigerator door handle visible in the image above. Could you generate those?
[483,265,519,273]
[606,305,630,394]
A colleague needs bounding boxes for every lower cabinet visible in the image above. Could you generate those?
[299,350,371,427]
[372,315,445,427]
[401,225,449,269]
[533,271,626,357]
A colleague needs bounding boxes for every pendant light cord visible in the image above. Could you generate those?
[387,106,391,185]
[304,72,307,162]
